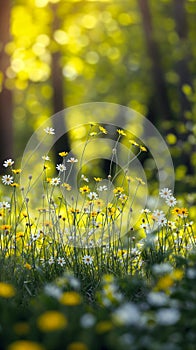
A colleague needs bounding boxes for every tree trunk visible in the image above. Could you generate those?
[173,0,192,116]
[138,0,172,122]
[0,0,13,173]
[50,3,70,164]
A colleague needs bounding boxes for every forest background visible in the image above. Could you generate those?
[0,0,195,200]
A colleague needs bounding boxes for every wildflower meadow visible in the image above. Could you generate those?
[0,116,195,350]
[0,1,196,349]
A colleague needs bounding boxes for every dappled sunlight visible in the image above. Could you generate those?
[0,1,195,349]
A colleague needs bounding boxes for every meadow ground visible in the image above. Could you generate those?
[0,125,195,350]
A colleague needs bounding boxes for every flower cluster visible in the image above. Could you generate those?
[159,187,177,207]
[0,122,195,350]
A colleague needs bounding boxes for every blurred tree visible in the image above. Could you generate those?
[138,0,172,122]
[50,2,70,163]
[0,0,195,192]
[0,0,13,173]
[173,0,192,115]
[173,0,195,176]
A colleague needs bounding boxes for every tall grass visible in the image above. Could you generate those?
[0,124,195,350]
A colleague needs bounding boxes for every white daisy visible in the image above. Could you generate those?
[69,276,80,290]
[82,255,93,265]
[80,314,96,328]
[56,164,66,172]
[112,303,141,325]
[156,308,180,326]
[67,157,78,163]
[157,217,167,227]
[159,188,173,199]
[81,174,89,182]
[147,292,169,306]
[131,248,139,256]
[57,257,66,266]
[44,284,61,298]
[141,208,151,214]
[119,194,127,201]
[2,175,14,185]
[165,196,177,207]
[0,201,10,209]
[140,223,151,233]
[44,127,55,135]
[185,221,193,227]
[152,263,173,275]
[3,159,14,167]
[152,209,165,220]
[51,177,61,186]
[88,192,98,200]
[31,232,41,242]
[97,185,108,191]
[48,257,55,265]
[42,155,50,161]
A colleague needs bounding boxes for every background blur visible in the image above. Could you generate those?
[0,0,195,198]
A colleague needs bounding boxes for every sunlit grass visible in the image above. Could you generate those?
[0,123,195,350]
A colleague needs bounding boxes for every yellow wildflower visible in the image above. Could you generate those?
[12,169,22,174]
[8,341,44,350]
[180,208,189,217]
[67,342,88,350]
[16,232,24,240]
[70,208,80,214]
[37,311,67,332]
[117,249,127,257]
[90,211,98,218]
[62,183,72,191]
[113,187,124,195]
[11,183,19,188]
[44,221,52,227]
[59,151,68,157]
[80,185,90,194]
[140,145,147,152]
[117,129,126,136]
[94,199,103,207]
[37,208,47,213]
[126,175,135,182]
[172,207,188,217]
[136,177,145,185]
[0,224,11,231]
[171,269,184,281]
[96,321,113,333]
[102,274,114,283]
[24,263,32,270]
[155,275,174,291]
[119,194,128,204]
[172,207,181,215]
[129,139,139,147]
[99,126,107,134]
[94,177,102,182]
[107,204,116,216]
[0,282,15,298]
[60,291,81,306]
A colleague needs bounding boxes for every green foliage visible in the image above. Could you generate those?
[1,0,194,191]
